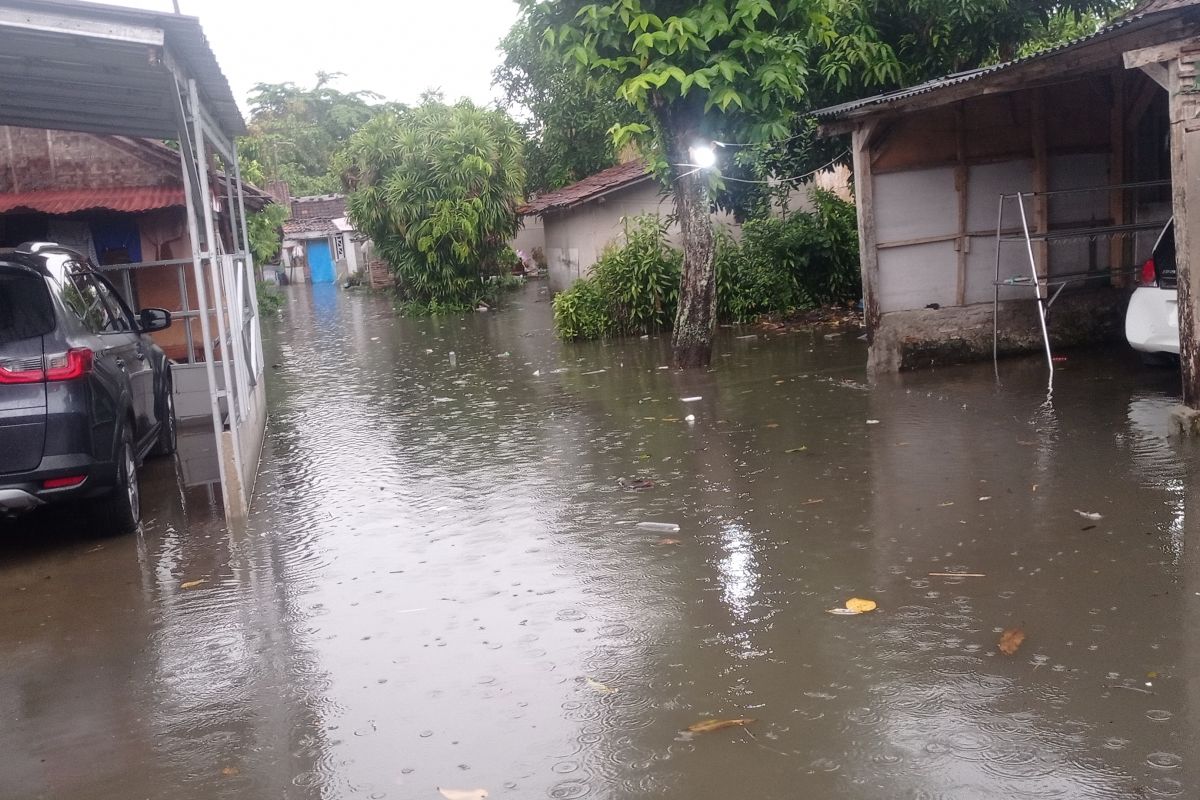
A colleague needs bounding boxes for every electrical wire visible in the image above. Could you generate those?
[671,149,850,185]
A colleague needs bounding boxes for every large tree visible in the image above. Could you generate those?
[525,0,894,368]
[242,73,388,196]
[495,17,629,194]
[337,98,526,307]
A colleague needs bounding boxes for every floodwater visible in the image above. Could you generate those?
[2,281,1199,800]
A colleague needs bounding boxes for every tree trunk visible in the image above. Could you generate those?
[664,123,717,369]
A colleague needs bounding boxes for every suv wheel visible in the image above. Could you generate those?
[93,427,140,535]
[152,381,177,457]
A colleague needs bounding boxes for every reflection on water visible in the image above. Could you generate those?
[0,281,1197,799]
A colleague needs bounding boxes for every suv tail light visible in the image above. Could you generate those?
[44,348,93,382]
[0,348,93,384]
[1140,257,1158,287]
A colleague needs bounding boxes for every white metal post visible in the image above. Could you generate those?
[190,78,246,498]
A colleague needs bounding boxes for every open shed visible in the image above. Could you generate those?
[0,0,268,516]
[815,0,1200,427]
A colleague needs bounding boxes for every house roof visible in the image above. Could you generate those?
[0,185,185,214]
[292,194,347,220]
[812,0,1200,126]
[518,160,651,216]
[282,217,340,237]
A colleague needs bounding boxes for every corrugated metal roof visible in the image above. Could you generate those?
[0,0,245,139]
[0,185,185,214]
[812,2,1198,122]
[519,160,652,216]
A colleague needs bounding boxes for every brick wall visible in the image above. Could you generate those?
[0,126,175,192]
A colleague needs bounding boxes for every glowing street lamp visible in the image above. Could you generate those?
[689,143,717,170]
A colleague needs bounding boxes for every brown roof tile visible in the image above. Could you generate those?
[519,160,651,216]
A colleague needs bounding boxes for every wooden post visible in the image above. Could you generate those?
[852,121,881,341]
[955,103,969,306]
[1167,57,1200,409]
[1030,89,1050,280]
[1110,70,1128,286]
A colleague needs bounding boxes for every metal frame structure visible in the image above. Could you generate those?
[0,1,266,520]
[991,180,1171,376]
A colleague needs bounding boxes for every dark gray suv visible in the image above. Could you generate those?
[0,243,176,534]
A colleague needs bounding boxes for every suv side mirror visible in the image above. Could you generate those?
[138,308,172,333]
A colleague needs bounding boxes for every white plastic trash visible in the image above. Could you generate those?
[637,522,681,533]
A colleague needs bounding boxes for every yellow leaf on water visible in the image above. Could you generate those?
[998,627,1026,656]
[181,580,207,590]
[686,718,755,734]
[438,790,488,800]
[657,538,682,546]
[221,767,239,777]
[845,598,878,614]
[585,677,618,694]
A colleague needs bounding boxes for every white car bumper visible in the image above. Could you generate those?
[1125,286,1180,355]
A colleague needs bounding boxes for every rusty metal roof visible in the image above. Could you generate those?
[0,185,183,214]
[812,2,1198,123]
[519,160,651,216]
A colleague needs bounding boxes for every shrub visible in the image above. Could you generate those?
[256,282,284,315]
[553,277,612,340]
[553,215,680,340]
[717,189,860,322]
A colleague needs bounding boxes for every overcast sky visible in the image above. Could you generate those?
[108,0,522,111]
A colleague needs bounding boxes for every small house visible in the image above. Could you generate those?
[278,189,366,284]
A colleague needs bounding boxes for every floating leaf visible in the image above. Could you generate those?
[657,538,682,546]
[221,766,239,776]
[438,790,488,800]
[585,677,618,694]
[845,598,878,614]
[687,718,755,734]
[784,447,808,454]
[181,579,207,590]
[998,627,1026,656]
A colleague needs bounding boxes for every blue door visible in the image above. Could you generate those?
[308,238,336,284]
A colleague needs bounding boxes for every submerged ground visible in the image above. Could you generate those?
[2,282,1198,799]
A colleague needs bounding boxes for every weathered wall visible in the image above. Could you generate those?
[0,126,175,191]
[870,288,1130,372]
[510,214,546,265]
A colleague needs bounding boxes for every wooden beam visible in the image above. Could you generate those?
[1110,70,1128,286]
[1124,40,1187,70]
[852,120,881,342]
[1140,61,1171,90]
[955,103,969,305]
[1030,89,1049,280]
[1168,57,1200,407]
[1126,76,1165,131]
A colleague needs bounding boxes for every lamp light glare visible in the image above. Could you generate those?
[690,144,717,170]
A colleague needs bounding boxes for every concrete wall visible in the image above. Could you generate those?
[510,214,545,265]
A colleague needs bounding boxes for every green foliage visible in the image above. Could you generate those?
[554,216,680,340]
[256,282,284,316]
[495,17,627,193]
[553,277,613,340]
[717,190,861,322]
[242,73,389,196]
[338,98,526,308]
[246,203,289,266]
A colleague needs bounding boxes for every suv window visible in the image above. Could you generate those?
[0,267,54,344]
[53,259,132,334]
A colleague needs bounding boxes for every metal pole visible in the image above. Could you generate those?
[993,194,1004,367]
[1017,192,1055,376]
[191,78,246,506]
[173,77,231,506]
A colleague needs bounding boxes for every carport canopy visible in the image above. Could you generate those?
[0,0,267,519]
[0,0,244,141]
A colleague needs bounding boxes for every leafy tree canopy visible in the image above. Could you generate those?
[337,98,527,306]
[495,16,630,193]
[241,73,392,196]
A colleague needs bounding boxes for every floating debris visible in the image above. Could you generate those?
[637,522,680,533]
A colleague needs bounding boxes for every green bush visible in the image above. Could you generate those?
[256,282,284,316]
[553,216,680,340]
[717,189,861,323]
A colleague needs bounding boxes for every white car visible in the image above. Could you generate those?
[1126,219,1179,364]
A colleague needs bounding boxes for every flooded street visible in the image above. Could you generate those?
[2,281,1199,799]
